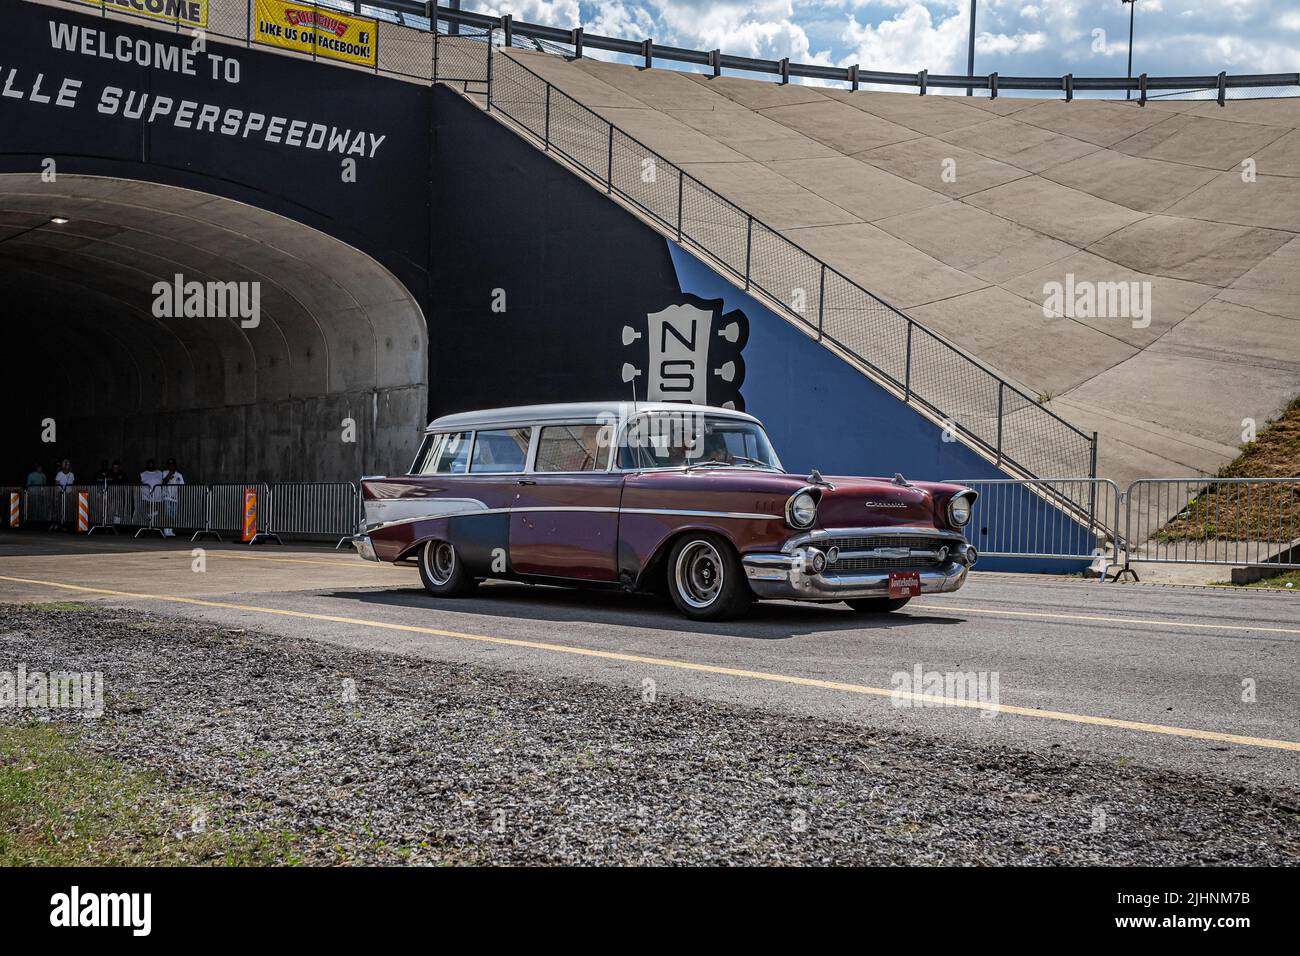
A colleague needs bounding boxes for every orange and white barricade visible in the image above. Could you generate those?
[76,491,90,533]
[242,486,258,543]
[8,491,18,528]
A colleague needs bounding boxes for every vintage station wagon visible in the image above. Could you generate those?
[354,402,978,620]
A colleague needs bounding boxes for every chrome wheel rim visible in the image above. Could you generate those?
[675,540,724,609]
[425,541,456,586]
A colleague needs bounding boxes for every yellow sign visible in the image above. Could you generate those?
[72,0,208,29]
[253,0,377,69]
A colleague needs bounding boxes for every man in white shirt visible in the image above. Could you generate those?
[139,459,163,530]
[53,459,75,530]
[159,458,185,537]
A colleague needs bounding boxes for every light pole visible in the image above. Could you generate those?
[966,0,977,96]
[1122,0,1137,100]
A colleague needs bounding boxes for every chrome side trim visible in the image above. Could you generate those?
[364,504,783,535]
[364,497,487,529]
[620,507,782,521]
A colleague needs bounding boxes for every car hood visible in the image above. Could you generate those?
[813,476,942,527]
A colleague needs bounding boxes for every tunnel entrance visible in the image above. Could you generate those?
[0,173,428,486]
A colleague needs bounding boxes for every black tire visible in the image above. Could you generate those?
[844,597,911,613]
[417,539,477,597]
[666,533,753,621]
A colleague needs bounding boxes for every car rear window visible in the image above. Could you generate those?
[535,424,607,472]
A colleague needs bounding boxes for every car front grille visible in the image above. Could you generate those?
[825,534,944,551]
[820,533,953,574]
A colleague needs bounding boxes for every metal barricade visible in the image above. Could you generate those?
[265,482,360,547]
[945,478,1122,572]
[22,486,59,526]
[1123,478,1300,572]
[133,482,209,539]
[200,483,276,544]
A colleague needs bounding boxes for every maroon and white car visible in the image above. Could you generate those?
[354,402,978,620]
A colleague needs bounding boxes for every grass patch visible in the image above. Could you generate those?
[1211,569,1300,590]
[0,722,305,866]
[1155,397,1300,543]
[27,602,97,613]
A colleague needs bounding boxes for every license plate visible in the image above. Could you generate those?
[889,571,921,599]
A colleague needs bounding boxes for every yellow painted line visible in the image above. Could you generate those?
[1,573,1298,753]
[913,602,1300,637]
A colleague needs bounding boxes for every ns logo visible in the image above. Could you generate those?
[619,296,748,409]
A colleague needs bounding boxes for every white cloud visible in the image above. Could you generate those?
[462,0,1300,79]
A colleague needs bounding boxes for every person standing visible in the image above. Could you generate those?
[159,458,185,537]
[53,459,75,530]
[139,458,163,530]
[25,463,46,487]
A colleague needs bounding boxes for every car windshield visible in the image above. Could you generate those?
[617,412,783,471]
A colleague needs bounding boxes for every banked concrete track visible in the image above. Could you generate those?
[488,49,1300,486]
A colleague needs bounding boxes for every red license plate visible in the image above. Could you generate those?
[888,571,921,599]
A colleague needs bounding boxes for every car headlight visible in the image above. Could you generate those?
[947,493,974,528]
[787,490,818,528]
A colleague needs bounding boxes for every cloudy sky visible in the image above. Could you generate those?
[458,1,1298,78]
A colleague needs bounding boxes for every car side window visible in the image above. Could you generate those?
[469,428,531,474]
[418,431,472,474]
[535,424,606,472]
[408,435,435,475]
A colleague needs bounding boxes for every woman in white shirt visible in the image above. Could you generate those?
[159,458,185,537]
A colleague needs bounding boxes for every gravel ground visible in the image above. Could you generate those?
[2,603,1298,865]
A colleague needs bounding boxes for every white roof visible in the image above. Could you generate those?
[427,401,759,432]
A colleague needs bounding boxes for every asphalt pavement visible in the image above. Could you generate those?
[1,532,1297,788]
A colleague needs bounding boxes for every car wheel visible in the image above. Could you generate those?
[667,534,753,621]
[844,597,911,613]
[417,539,477,597]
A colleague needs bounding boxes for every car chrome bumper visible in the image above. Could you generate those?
[741,543,976,601]
[351,534,379,562]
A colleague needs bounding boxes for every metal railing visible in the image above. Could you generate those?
[946,478,1121,568]
[455,32,1097,481]
[3,482,362,546]
[1124,478,1300,571]
[423,3,1297,103]
[54,0,1295,101]
[942,476,1300,576]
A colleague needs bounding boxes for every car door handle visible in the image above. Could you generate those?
[516,478,536,485]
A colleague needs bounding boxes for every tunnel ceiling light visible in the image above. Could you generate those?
[49,217,69,225]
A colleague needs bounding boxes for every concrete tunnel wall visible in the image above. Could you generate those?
[0,1,439,484]
[0,174,428,484]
